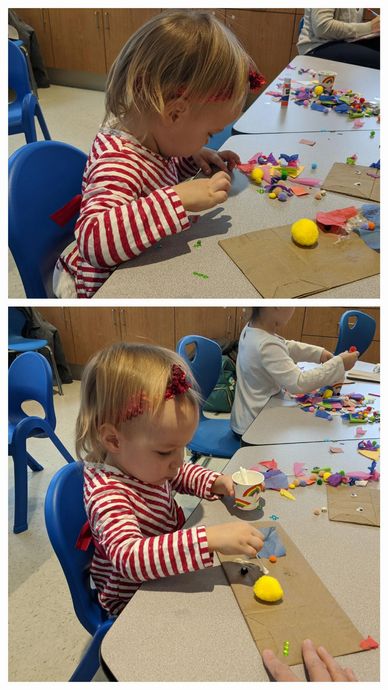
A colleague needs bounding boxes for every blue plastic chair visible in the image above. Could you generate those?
[177,335,241,460]
[334,310,376,357]
[207,122,236,150]
[45,462,114,681]
[298,16,304,35]
[9,307,63,394]
[8,140,87,298]
[8,39,51,143]
[8,351,74,533]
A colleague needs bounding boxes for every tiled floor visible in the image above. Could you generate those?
[8,380,230,681]
[9,84,105,298]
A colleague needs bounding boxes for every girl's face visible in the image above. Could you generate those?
[103,397,199,485]
[154,97,245,157]
[274,307,295,327]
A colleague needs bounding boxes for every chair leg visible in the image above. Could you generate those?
[26,452,44,472]
[46,430,75,464]
[35,103,51,140]
[69,622,113,682]
[11,440,29,533]
[44,346,63,395]
[189,451,203,463]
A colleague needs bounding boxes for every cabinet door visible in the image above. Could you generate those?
[48,9,106,74]
[103,9,161,72]
[69,308,120,364]
[14,8,54,67]
[175,307,236,345]
[35,307,76,362]
[226,10,294,86]
[119,308,175,350]
[303,307,380,341]
[235,307,305,342]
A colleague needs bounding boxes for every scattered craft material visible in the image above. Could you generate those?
[330,447,344,453]
[359,636,379,650]
[258,527,286,558]
[269,555,277,563]
[253,575,284,602]
[291,218,319,246]
[283,641,290,656]
[314,509,321,516]
[299,138,316,146]
[263,469,289,490]
[192,271,208,279]
[280,489,296,501]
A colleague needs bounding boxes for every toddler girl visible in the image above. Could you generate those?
[76,342,264,616]
[54,10,264,297]
[231,307,359,437]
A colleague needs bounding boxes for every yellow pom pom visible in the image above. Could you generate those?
[323,389,333,398]
[250,167,264,184]
[253,575,284,602]
[323,471,331,482]
[291,218,319,247]
[314,85,324,96]
[288,483,295,489]
[268,192,277,199]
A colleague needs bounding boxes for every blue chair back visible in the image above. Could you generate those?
[177,336,222,410]
[8,350,56,431]
[9,39,33,107]
[45,461,109,636]
[298,17,304,35]
[8,306,28,340]
[8,140,87,297]
[334,310,376,357]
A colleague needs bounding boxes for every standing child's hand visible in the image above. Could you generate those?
[340,350,359,370]
[173,171,231,212]
[211,474,235,497]
[193,148,240,175]
[320,349,334,363]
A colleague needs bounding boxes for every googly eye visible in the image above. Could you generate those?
[351,493,358,497]
[356,506,364,512]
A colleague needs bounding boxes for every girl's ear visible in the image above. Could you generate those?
[163,97,190,125]
[98,423,121,454]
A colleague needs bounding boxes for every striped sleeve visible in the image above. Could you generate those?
[74,150,191,270]
[170,463,221,500]
[87,485,213,583]
[172,155,199,181]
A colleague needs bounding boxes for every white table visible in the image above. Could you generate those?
[94,130,380,299]
[234,55,380,134]
[100,440,379,681]
[243,361,380,446]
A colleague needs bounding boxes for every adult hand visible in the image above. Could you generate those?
[262,639,358,681]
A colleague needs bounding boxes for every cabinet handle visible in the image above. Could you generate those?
[41,9,46,27]
[120,308,126,330]
[112,308,118,334]
[104,11,110,30]
[227,313,232,336]
[94,10,100,30]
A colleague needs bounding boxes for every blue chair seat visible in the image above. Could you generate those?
[188,417,240,458]
[8,335,50,352]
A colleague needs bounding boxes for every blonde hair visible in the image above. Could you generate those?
[76,342,200,463]
[104,10,253,127]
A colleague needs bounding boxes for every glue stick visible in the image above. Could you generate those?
[281,78,291,107]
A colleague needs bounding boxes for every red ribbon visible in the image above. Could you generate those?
[50,194,82,227]
[75,520,93,551]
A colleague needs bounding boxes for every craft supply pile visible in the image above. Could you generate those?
[295,385,380,424]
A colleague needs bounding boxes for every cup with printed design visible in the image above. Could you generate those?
[318,70,337,93]
[232,468,265,511]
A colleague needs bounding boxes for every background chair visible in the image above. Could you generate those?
[177,335,241,461]
[8,39,51,143]
[8,140,87,298]
[8,351,74,533]
[9,307,63,394]
[45,462,114,681]
[334,310,376,357]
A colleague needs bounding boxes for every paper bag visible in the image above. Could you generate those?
[327,485,380,526]
[218,225,380,298]
[322,163,380,202]
[217,522,364,665]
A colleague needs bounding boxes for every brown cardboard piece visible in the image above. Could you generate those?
[219,226,380,298]
[217,522,364,666]
[327,485,380,526]
[322,162,380,202]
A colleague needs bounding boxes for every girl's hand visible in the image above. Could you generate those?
[193,148,240,175]
[206,521,264,557]
[262,639,358,682]
[320,349,334,363]
[173,171,231,212]
[211,474,234,497]
[371,16,380,33]
[340,350,359,370]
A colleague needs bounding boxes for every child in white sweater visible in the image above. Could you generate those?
[231,307,359,436]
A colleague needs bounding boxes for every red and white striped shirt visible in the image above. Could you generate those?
[83,460,221,616]
[60,129,199,298]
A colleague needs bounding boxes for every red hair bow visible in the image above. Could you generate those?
[165,365,192,399]
[249,68,266,93]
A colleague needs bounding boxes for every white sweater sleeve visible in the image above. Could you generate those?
[286,339,324,364]
[311,9,374,41]
[260,339,345,394]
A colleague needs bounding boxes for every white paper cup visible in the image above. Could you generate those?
[232,470,265,511]
[318,70,337,93]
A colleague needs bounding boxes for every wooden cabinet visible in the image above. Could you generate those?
[103,9,161,71]
[118,307,175,350]
[174,307,236,346]
[47,9,106,74]
[225,10,295,86]
[36,307,76,362]
[13,8,54,67]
